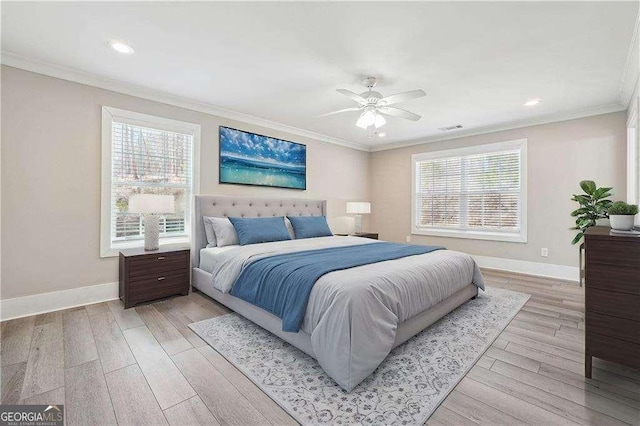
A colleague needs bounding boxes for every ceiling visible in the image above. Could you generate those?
[2,2,638,150]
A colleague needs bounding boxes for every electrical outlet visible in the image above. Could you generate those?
[406,236,411,242]
[540,248,549,257]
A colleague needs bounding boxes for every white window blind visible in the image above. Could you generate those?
[101,107,200,257]
[412,139,527,242]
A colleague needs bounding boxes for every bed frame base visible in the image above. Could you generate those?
[192,267,478,359]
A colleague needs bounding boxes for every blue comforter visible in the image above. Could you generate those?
[230,242,444,332]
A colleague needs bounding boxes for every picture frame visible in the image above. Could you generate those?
[219,126,307,190]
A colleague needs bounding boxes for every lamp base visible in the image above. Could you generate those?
[143,214,160,251]
[354,215,363,234]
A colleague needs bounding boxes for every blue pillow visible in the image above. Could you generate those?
[228,216,291,245]
[287,215,333,239]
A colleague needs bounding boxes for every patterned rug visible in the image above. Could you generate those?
[189,287,529,425]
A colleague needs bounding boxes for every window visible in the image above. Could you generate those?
[412,139,527,242]
[101,107,200,257]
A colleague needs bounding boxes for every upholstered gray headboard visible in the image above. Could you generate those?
[192,195,326,268]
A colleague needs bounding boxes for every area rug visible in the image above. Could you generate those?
[189,287,529,425]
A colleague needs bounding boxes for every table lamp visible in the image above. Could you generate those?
[346,201,371,234]
[129,194,175,251]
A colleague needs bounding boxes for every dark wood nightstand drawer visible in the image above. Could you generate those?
[586,311,640,344]
[129,270,189,299]
[586,288,640,321]
[586,263,640,295]
[586,332,640,369]
[129,252,188,278]
[586,239,640,268]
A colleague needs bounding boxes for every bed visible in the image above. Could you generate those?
[191,195,484,391]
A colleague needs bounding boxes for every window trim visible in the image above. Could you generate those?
[627,96,639,226]
[100,106,201,258]
[411,138,528,243]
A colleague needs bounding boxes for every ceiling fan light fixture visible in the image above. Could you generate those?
[356,109,386,130]
[356,109,376,129]
[329,77,425,131]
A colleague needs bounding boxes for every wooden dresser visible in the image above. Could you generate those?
[584,226,640,377]
[119,246,190,309]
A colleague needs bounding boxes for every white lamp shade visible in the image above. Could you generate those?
[346,202,371,214]
[129,194,175,214]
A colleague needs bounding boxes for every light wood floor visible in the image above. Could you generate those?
[1,270,639,425]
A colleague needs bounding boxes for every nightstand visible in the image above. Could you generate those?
[119,246,190,309]
[336,232,379,240]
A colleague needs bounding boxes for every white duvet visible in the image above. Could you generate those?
[207,236,485,391]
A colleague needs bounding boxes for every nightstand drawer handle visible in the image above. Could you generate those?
[157,276,166,281]
[157,256,165,260]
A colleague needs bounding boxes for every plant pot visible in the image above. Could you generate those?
[595,218,611,227]
[609,215,635,231]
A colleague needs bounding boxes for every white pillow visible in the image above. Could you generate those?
[202,216,218,248]
[209,217,240,247]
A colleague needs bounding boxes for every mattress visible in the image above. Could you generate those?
[199,245,241,274]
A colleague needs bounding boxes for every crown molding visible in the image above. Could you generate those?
[0,51,370,152]
[618,5,640,108]
[370,103,626,152]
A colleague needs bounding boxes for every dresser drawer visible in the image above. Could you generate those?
[586,263,640,295]
[586,288,640,321]
[128,270,189,299]
[129,252,188,278]
[586,332,640,369]
[586,311,640,344]
[586,239,640,268]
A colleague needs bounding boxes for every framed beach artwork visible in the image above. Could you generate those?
[219,126,307,190]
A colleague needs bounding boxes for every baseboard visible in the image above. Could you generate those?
[472,255,580,283]
[0,282,120,321]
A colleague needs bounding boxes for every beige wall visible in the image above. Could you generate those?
[369,112,628,268]
[1,66,370,299]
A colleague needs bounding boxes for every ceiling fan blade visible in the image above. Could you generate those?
[336,89,368,105]
[318,107,363,117]
[378,89,426,106]
[378,106,421,121]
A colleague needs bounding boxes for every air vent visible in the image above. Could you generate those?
[438,124,463,131]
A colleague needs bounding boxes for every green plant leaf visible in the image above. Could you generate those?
[580,180,596,194]
[572,195,590,204]
[571,232,584,245]
[570,207,590,217]
[592,187,612,200]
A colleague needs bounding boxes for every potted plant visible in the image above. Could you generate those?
[570,180,613,245]
[608,201,639,231]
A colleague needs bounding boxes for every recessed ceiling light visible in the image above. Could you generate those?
[524,98,542,107]
[377,132,386,137]
[108,40,134,55]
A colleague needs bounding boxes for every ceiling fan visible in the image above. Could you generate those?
[321,77,426,131]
